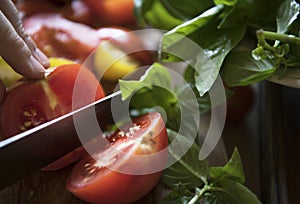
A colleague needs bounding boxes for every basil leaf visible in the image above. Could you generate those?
[159,184,194,204]
[236,0,283,29]
[134,0,183,30]
[220,50,277,87]
[276,0,300,34]
[203,179,262,204]
[119,63,171,100]
[209,148,245,184]
[161,5,223,63]
[161,5,246,95]
[214,0,237,6]
[162,129,209,189]
[203,190,238,204]
[160,0,214,20]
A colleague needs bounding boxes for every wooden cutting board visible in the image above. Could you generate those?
[0,164,159,204]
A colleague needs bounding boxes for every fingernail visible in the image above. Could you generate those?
[29,55,46,79]
[35,49,50,68]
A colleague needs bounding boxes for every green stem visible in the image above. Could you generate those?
[187,186,209,204]
[257,29,300,45]
[256,29,276,52]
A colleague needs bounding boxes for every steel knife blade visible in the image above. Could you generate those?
[0,90,125,190]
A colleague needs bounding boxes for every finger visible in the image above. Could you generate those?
[0,0,49,68]
[0,11,45,79]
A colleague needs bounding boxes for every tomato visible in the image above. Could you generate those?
[0,64,105,169]
[16,0,95,26]
[24,14,102,63]
[226,85,254,124]
[83,0,135,26]
[67,112,168,204]
[23,14,153,66]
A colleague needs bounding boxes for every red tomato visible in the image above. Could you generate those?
[16,0,95,25]
[23,14,153,65]
[83,0,135,26]
[67,112,168,204]
[24,14,102,63]
[226,85,254,124]
[0,64,105,169]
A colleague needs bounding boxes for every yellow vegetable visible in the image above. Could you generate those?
[0,57,22,87]
[94,41,140,81]
[49,57,75,67]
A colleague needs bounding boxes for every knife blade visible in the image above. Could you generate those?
[0,90,125,190]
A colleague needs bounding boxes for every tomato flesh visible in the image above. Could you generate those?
[67,112,168,204]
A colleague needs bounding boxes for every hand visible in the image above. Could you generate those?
[0,0,50,101]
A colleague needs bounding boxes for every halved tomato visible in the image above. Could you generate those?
[67,112,168,204]
[0,63,105,169]
[23,14,153,67]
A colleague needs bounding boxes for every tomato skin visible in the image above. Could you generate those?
[83,0,135,26]
[46,64,105,111]
[67,112,168,204]
[0,64,105,169]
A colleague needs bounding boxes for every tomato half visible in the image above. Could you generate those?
[67,112,168,204]
[0,63,105,169]
[23,14,153,66]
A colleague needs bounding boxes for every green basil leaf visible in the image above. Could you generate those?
[191,18,246,95]
[276,0,300,34]
[203,179,262,204]
[214,0,237,6]
[134,0,183,30]
[161,5,223,63]
[119,63,171,100]
[203,190,238,204]
[161,5,246,95]
[235,0,283,29]
[162,129,209,189]
[220,50,277,87]
[209,148,245,184]
[160,0,214,20]
[159,184,194,204]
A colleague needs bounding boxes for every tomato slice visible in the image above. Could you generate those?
[67,112,168,204]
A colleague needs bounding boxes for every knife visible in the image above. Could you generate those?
[0,90,126,190]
